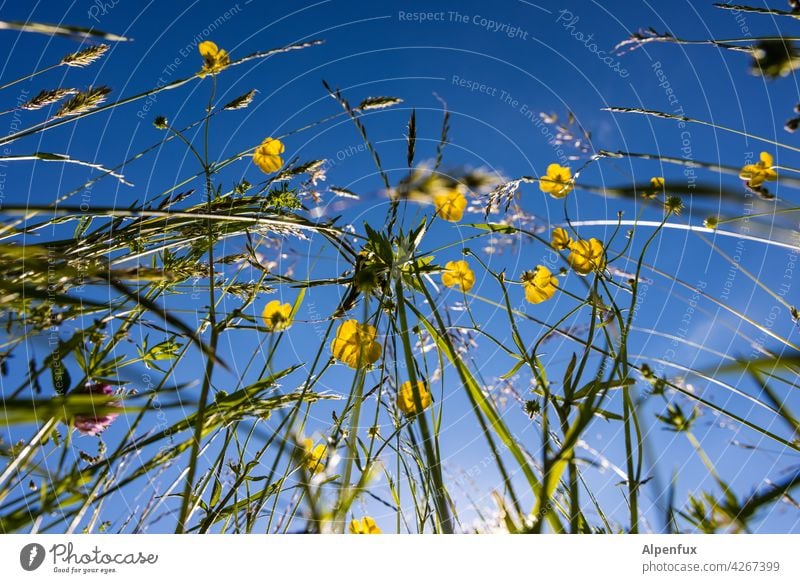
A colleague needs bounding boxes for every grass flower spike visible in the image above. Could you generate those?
[61,44,109,67]
[54,86,111,117]
[397,380,432,416]
[197,40,229,77]
[739,152,777,187]
[433,189,467,222]
[331,319,382,369]
[521,266,558,304]
[567,238,606,275]
[349,516,381,534]
[253,137,286,174]
[442,260,475,292]
[539,163,573,198]
[262,300,292,332]
[550,227,572,251]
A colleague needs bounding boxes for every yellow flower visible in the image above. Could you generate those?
[644,176,665,199]
[396,380,432,416]
[567,238,606,275]
[433,189,467,222]
[262,300,292,332]
[349,516,381,534]
[253,137,285,174]
[331,319,382,369]
[198,41,230,78]
[301,438,327,474]
[739,152,777,187]
[539,163,573,198]
[550,227,572,251]
[441,260,475,292]
[521,266,558,304]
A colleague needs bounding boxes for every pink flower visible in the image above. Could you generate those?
[73,383,120,436]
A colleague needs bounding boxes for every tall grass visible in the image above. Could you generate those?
[0,5,798,534]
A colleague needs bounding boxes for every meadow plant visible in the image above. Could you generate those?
[0,6,798,535]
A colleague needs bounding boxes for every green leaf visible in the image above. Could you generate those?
[465,222,518,234]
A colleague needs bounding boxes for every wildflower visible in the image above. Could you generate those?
[349,516,381,534]
[750,39,800,78]
[73,383,120,436]
[739,152,777,187]
[198,40,230,77]
[656,403,698,433]
[539,163,573,198]
[567,238,606,275]
[704,216,719,230]
[441,260,475,292]
[524,399,541,419]
[331,320,382,369]
[550,227,572,251]
[253,137,285,174]
[262,300,292,332]
[644,176,664,199]
[433,189,467,222]
[397,380,432,416]
[301,438,327,474]
[521,266,558,304]
[664,196,684,215]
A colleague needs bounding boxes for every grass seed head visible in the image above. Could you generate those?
[54,86,112,117]
[20,88,77,110]
[60,44,109,67]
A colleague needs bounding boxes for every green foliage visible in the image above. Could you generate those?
[0,5,798,536]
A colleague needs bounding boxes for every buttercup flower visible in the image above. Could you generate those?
[739,152,778,187]
[197,41,230,78]
[73,383,120,436]
[301,438,327,474]
[521,266,558,304]
[539,163,573,198]
[433,189,467,222]
[349,516,381,534]
[644,176,665,199]
[750,39,800,78]
[396,380,432,416]
[331,319,382,369]
[567,238,606,275]
[253,137,285,174]
[442,260,475,292]
[550,227,572,251]
[262,300,292,332]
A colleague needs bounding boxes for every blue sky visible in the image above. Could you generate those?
[1,0,799,533]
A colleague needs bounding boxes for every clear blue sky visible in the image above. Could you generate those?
[1,0,798,532]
